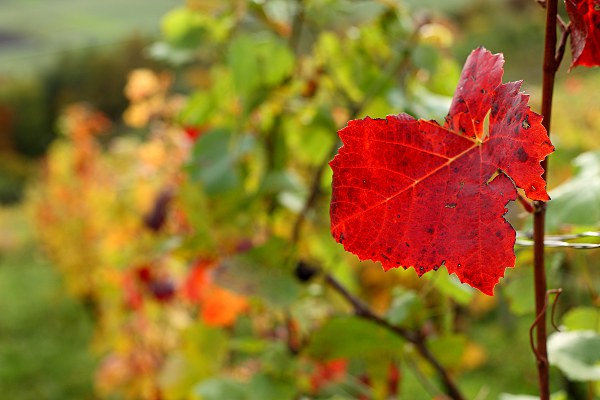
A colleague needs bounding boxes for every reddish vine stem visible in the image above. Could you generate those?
[324,273,465,400]
[517,192,535,213]
[534,0,559,398]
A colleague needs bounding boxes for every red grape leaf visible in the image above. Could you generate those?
[566,0,600,68]
[329,47,554,295]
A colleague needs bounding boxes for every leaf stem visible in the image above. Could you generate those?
[534,0,559,398]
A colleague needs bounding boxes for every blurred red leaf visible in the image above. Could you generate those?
[566,0,600,68]
[310,359,348,393]
[182,259,248,327]
[330,47,554,295]
[183,125,207,141]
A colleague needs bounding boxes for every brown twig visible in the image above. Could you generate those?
[323,273,466,400]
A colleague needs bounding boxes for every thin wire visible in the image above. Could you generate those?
[515,231,600,249]
[517,231,600,240]
[515,240,600,249]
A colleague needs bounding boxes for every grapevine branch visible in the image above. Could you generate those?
[533,0,559,398]
[323,272,465,400]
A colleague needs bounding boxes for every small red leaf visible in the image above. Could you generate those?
[329,47,554,295]
[566,0,600,68]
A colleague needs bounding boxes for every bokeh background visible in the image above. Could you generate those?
[1,1,600,399]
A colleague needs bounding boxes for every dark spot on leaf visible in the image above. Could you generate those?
[386,247,393,253]
[481,89,486,94]
[427,227,434,234]
[419,266,425,273]
[495,231,502,238]
[516,147,528,162]
[362,179,367,184]
[381,253,390,260]
[433,265,439,271]
[491,102,499,116]
[405,242,410,247]
[339,232,345,244]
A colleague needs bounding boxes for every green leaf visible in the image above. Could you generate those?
[248,373,296,400]
[562,307,600,332]
[258,39,295,87]
[548,331,600,381]
[181,91,216,127]
[187,129,255,195]
[161,7,231,49]
[213,237,301,307]
[385,288,423,327]
[427,334,467,368]
[160,322,229,399]
[228,36,261,99]
[227,34,294,110]
[162,8,206,48]
[546,151,600,231]
[427,57,460,96]
[503,267,535,315]
[305,316,404,361]
[260,342,297,378]
[283,109,336,166]
[429,267,474,305]
[195,378,246,400]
